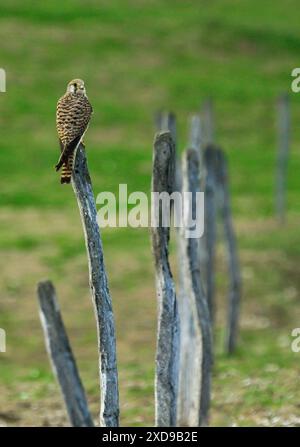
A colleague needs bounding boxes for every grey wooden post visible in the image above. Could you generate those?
[167,112,177,145]
[216,150,241,354]
[155,111,177,143]
[178,148,212,426]
[72,144,119,427]
[37,280,94,427]
[151,131,180,427]
[202,98,215,145]
[177,115,206,425]
[189,115,202,152]
[276,92,290,224]
[203,145,218,322]
[155,111,183,311]
[189,115,207,285]
[155,111,181,190]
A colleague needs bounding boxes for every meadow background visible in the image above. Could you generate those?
[0,0,300,426]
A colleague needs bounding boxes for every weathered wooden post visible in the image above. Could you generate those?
[177,148,212,426]
[216,149,242,354]
[37,280,94,427]
[155,111,177,142]
[203,145,218,322]
[189,115,202,152]
[151,131,180,427]
[276,92,290,224]
[155,111,181,191]
[202,98,215,145]
[177,115,208,425]
[189,115,207,284]
[72,144,119,427]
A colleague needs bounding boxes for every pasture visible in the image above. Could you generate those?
[0,0,300,426]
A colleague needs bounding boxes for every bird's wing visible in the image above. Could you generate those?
[56,93,92,145]
[55,135,82,171]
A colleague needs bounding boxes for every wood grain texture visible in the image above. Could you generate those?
[151,131,180,427]
[37,280,94,427]
[72,144,119,427]
[155,110,182,196]
[216,149,242,354]
[189,115,207,288]
[203,145,218,323]
[178,148,212,426]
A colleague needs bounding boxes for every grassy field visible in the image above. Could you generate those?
[0,0,300,426]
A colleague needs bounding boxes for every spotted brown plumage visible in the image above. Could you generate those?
[55,79,93,184]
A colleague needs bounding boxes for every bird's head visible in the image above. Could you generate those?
[66,79,86,95]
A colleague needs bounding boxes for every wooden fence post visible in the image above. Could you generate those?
[151,131,180,427]
[203,145,218,322]
[177,115,207,425]
[215,150,242,354]
[276,92,290,224]
[155,111,181,191]
[37,280,94,427]
[178,148,212,426]
[155,111,177,142]
[189,115,202,153]
[202,98,215,145]
[189,115,207,286]
[72,144,119,427]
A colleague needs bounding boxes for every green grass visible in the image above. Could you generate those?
[0,0,300,427]
[0,0,300,211]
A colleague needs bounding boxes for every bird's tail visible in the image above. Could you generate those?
[60,153,75,184]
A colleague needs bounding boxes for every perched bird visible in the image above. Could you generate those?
[55,79,93,184]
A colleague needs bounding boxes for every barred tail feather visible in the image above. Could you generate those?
[56,135,81,172]
[60,164,71,184]
[60,153,75,184]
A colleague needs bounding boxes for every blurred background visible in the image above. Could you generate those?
[0,0,300,426]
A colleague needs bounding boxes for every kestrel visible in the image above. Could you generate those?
[55,79,93,184]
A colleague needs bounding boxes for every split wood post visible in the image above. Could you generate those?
[37,280,94,427]
[178,148,212,426]
[155,113,195,426]
[177,115,205,425]
[276,92,290,224]
[71,144,119,427]
[155,113,197,428]
[189,115,207,285]
[155,111,184,315]
[151,131,180,427]
[215,150,242,354]
[155,112,183,301]
[155,111,181,191]
[203,145,218,323]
